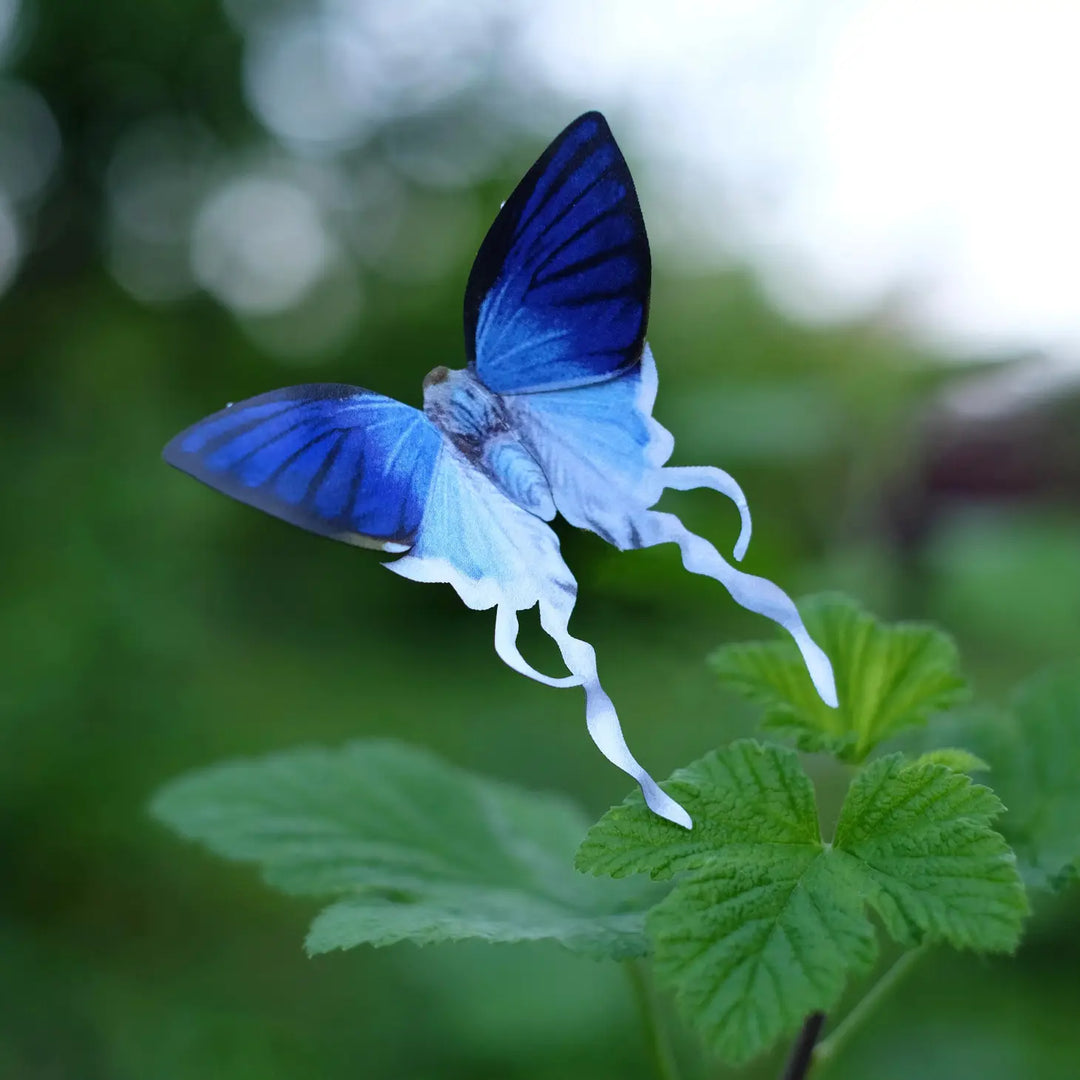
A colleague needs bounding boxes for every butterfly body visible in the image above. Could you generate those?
[422,364,556,521]
[422,364,508,449]
[165,112,838,829]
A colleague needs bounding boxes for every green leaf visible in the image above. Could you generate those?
[935,670,1080,890]
[909,747,990,773]
[1002,671,1080,889]
[709,593,968,762]
[580,741,873,1064]
[833,755,1027,951]
[578,740,1026,1064]
[652,849,876,1064]
[575,739,820,882]
[152,740,656,959]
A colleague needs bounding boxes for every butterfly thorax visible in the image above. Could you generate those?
[423,365,556,521]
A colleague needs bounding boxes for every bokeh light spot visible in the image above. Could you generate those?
[0,0,19,62]
[191,174,334,315]
[106,115,217,303]
[0,190,20,296]
[244,15,380,148]
[0,79,61,204]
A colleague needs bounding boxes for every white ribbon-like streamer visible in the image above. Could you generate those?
[635,510,838,708]
[539,594,693,829]
[485,493,837,830]
[493,604,580,688]
[660,465,753,562]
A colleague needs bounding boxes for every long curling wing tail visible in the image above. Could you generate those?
[660,465,753,561]
[493,603,581,688]
[538,595,693,829]
[636,509,838,708]
[492,598,691,828]
[392,440,693,828]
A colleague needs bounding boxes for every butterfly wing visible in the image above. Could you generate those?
[464,111,650,395]
[388,444,575,609]
[505,349,837,710]
[163,385,442,551]
[501,346,672,548]
[388,437,693,828]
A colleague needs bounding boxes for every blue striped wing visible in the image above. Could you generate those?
[464,112,650,395]
[163,385,442,550]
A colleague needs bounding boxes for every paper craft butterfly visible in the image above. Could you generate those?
[164,111,837,829]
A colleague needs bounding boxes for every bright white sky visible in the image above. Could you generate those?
[518,0,1080,360]
[10,0,1076,374]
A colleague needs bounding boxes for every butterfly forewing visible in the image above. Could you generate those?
[163,385,442,550]
[464,112,651,395]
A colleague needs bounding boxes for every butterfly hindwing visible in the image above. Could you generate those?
[163,385,442,550]
[503,346,672,548]
[464,111,651,395]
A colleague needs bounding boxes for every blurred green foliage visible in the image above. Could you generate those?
[3,1,1079,1077]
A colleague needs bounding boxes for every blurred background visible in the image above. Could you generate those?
[3,0,1079,1076]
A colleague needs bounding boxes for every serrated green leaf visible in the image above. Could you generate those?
[709,593,968,762]
[1000,670,1080,890]
[578,740,1027,1065]
[650,844,876,1064]
[834,755,1027,951]
[580,742,867,1063]
[152,740,656,959]
[934,670,1080,890]
[304,889,651,957]
[574,739,820,882]
[910,747,990,773]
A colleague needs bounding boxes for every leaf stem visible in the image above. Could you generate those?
[624,959,683,1080]
[780,1011,826,1080]
[814,946,929,1067]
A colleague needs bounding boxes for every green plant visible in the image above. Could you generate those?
[152,594,1079,1076]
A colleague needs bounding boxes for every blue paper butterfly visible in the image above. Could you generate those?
[164,112,837,828]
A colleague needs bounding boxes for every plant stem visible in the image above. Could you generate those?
[780,1011,826,1080]
[624,959,683,1080]
[814,946,929,1067]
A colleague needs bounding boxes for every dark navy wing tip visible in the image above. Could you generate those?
[567,110,606,131]
[464,109,650,393]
